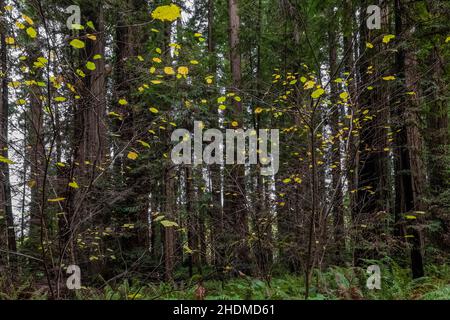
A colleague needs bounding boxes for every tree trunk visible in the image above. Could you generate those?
[0,13,16,269]
[394,0,425,278]
[328,15,345,263]
[224,0,250,274]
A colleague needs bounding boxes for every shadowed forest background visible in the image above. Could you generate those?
[0,0,449,300]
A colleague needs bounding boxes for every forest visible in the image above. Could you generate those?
[0,0,449,300]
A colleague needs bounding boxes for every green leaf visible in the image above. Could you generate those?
[86,21,95,30]
[311,88,325,99]
[86,61,96,71]
[70,39,85,49]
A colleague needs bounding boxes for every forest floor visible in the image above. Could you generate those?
[1,262,449,300]
[4,262,447,300]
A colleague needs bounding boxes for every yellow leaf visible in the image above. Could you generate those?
[70,39,85,49]
[22,14,34,25]
[255,107,263,114]
[218,105,226,110]
[177,66,189,76]
[405,215,416,220]
[149,67,156,74]
[366,42,374,49]
[127,293,143,300]
[48,197,66,202]
[149,107,159,114]
[160,220,179,227]
[151,80,162,84]
[38,57,48,64]
[304,80,315,89]
[382,34,395,44]
[0,155,14,164]
[339,92,349,100]
[231,121,239,127]
[283,178,291,183]
[183,244,193,254]
[217,96,226,103]
[137,140,150,148]
[118,99,128,105]
[26,27,37,38]
[15,22,25,29]
[108,111,122,118]
[190,60,199,65]
[5,37,15,45]
[164,66,175,75]
[8,81,20,88]
[311,88,325,99]
[382,76,396,81]
[152,57,162,63]
[68,181,79,189]
[446,36,450,43]
[127,151,138,160]
[151,4,181,22]
[87,34,96,41]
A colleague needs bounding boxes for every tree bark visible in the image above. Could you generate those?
[0,10,16,269]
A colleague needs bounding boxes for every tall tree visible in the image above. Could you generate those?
[0,0,16,269]
[223,0,250,273]
[393,0,425,278]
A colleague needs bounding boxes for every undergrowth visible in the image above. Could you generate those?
[1,261,449,300]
